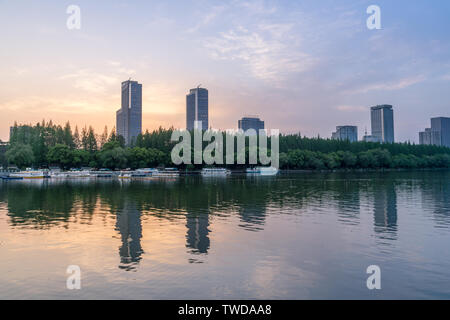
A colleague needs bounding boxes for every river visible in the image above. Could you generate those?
[0,171,449,299]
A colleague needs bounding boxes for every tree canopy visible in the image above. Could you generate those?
[4,121,450,170]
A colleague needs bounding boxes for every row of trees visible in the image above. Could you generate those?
[3,121,450,170]
[280,149,450,170]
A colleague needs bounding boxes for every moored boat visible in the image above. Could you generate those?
[134,168,157,177]
[1,175,23,180]
[246,167,260,174]
[201,168,231,176]
[9,170,45,179]
[50,172,68,179]
[118,172,132,179]
[257,166,279,176]
[153,168,180,177]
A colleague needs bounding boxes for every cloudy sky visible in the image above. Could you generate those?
[0,0,449,142]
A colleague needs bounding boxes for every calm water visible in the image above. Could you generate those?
[1,171,450,299]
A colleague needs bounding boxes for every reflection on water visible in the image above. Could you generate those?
[116,200,143,271]
[373,182,398,241]
[0,171,450,299]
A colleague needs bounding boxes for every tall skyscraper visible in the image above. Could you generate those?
[331,125,358,142]
[370,105,394,143]
[116,80,142,145]
[431,117,450,148]
[186,87,208,131]
[238,116,265,132]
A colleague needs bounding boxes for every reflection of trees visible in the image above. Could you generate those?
[9,173,446,265]
[2,181,75,229]
[420,171,450,227]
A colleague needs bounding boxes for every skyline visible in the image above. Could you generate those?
[1,0,450,142]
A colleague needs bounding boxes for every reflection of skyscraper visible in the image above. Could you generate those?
[185,211,210,255]
[373,183,397,239]
[115,200,143,270]
[186,87,208,130]
[116,80,142,145]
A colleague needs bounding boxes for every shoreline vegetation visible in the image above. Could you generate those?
[2,121,450,171]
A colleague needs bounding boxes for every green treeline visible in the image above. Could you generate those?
[3,121,450,170]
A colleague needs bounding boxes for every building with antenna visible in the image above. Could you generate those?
[186,86,208,130]
[363,127,380,142]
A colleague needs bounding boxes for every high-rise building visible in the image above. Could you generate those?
[238,116,265,132]
[419,128,432,145]
[431,117,450,148]
[116,80,142,145]
[186,87,208,131]
[331,125,358,142]
[370,105,394,143]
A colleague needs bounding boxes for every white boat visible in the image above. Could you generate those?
[50,172,68,179]
[135,168,158,176]
[257,166,279,176]
[50,170,91,179]
[94,169,113,178]
[153,168,180,177]
[118,172,132,179]
[76,170,91,178]
[201,168,231,176]
[246,167,260,174]
[10,170,45,179]
[67,171,91,178]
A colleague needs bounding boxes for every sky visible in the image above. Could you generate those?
[0,0,449,142]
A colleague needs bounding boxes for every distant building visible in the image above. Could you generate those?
[238,116,265,132]
[363,135,381,143]
[431,117,450,148]
[370,105,394,143]
[186,87,208,130]
[419,128,432,145]
[116,80,142,145]
[331,126,357,142]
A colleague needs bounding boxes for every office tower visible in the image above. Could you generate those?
[116,80,142,145]
[370,105,394,143]
[431,117,450,148]
[186,87,208,130]
[238,116,265,132]
[331,126,358,142]
[419,128,432,145]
